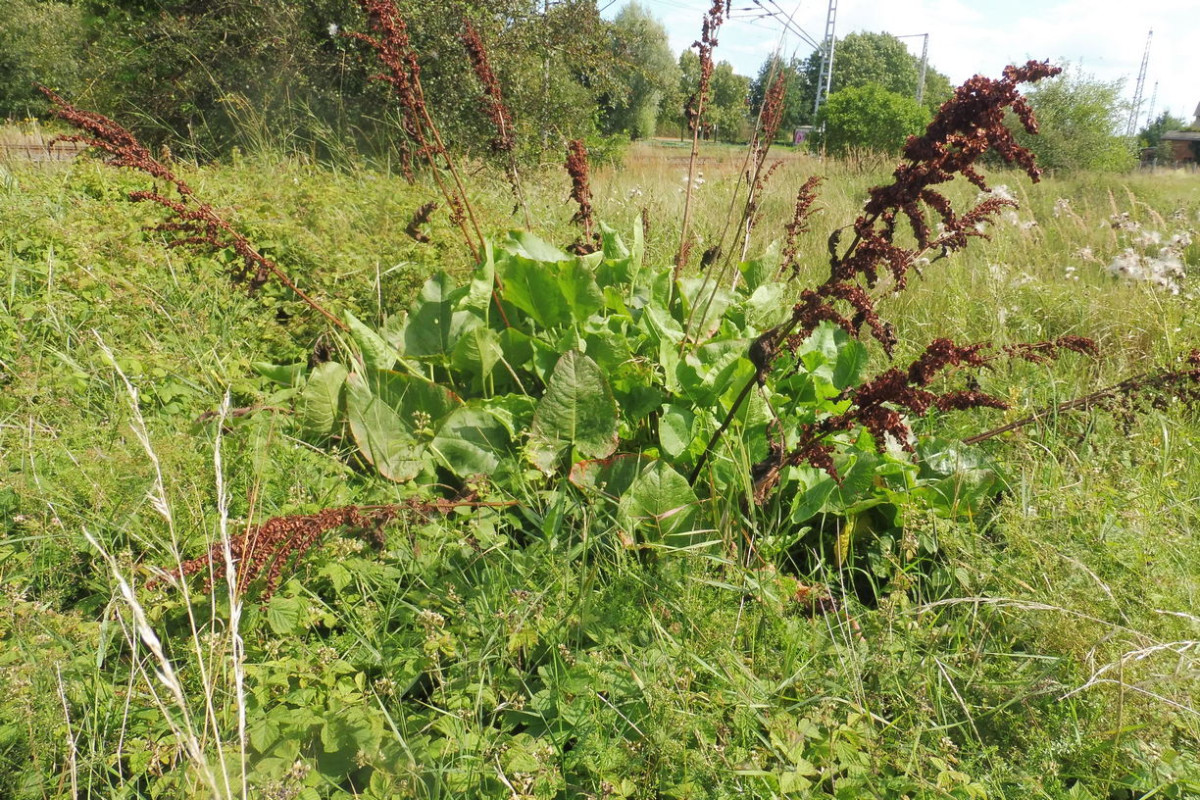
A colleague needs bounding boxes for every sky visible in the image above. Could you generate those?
[603,0,1200,128]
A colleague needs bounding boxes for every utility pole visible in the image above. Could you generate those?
[1126,29,1152,137]
[812,0,837,117]
[898,33,929,103]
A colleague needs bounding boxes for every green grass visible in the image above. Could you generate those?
[2,139,1200,799]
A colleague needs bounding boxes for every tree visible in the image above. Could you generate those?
[660,49,700,138]
[708,62,751,142]
[601,2,680,139]
[57,0,620,160]
[0,0,85,118]
[1138,111,1189,164]
[748,54,816,133]
[796,32,953,118]
[816,83,930,156]
[661,52,749,142]
[1013,69,1135,172]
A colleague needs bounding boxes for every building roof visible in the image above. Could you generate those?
[1163,130,1200,141]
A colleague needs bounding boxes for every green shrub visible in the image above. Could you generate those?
[0,0,85,119]
[815,83,930,156]
[1012,68,1136,172]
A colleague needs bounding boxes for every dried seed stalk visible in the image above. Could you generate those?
[690,61,1079,491]
[42,88,347,331]
[565,140,600,254]
[349,0,485,260]
[153,499,517,601]
[674,0,729,276]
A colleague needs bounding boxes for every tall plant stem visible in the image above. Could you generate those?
[674,121,705,280]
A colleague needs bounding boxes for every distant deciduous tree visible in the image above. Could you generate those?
[709,62,751,142]
[1013,68,1135,172]
[601,2,680,140]
[662,51,750,142]
[816,83,930,156]
[0,0,85,118]
[749,55,814,134]
[761,31,953,126]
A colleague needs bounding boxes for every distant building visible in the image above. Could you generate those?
[1158,102,1200,165]
[1161,130,1200,164]
[793,126,814,146]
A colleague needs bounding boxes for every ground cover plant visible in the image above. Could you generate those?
[3,3,1200,799]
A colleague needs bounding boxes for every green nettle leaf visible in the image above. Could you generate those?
[296,361,347,437]
[528,351,619,473]
[401,271,475,358]
[345,310,402,372]
[430,406,512,477]
[618,460,703,547]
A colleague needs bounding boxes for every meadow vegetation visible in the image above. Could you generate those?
[2,3,1200,800]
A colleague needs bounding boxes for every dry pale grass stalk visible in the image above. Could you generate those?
[91,336,247,798]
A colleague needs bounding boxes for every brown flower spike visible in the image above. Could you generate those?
[691,62,1101,496]
[42,88,346,331]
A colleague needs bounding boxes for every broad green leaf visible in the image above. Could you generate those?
[641,303,685,345]
[618,460,702,547]
[678,277,735,340]
[401,271,475,357]
[916,438,1005,516]
[344,371,459,482]
[677,344,753,409]
[480,393,538,437]
[361,369,460,421]
[502,230,571,262]
[738,240,780,293]
[296,361,347,437]
[658,404,695,459]
[569,453,653,502]
[430,406,512,477]
[528,351,618,473]
[744,283,788,330]
[599,222,629,259]
[833,337,869,390]
[787,465,839,523]
[345,310,402,372]
[253,361,307,387]
[499,254,604,329]
[451,324,504,387]
[345,372,426,482]
[462,242,496,311]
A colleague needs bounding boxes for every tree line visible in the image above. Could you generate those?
[0,0,1151,170]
